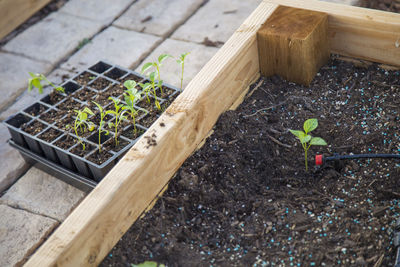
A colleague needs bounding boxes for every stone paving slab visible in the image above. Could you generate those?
[0,52,52,112]
[114,0,205,37]
[59,0,134,25]
[1,166,86,221]
[3,12,104,64]
[135,38,219,89]
[171,0,261,44]
[61,26,162,71]
[0,204,58,267]
[0,124,29,193]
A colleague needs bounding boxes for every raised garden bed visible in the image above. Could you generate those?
[5,61,179,190]
[103,57,400,266]
[23,0,400,266]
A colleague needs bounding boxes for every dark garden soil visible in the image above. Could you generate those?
[359,0,400,13]
[101,56,400,267]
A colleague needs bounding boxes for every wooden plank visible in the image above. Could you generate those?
[24,2,279,266]
[0,0,52,40]
[258,6,330,85]
[263,0,400,67]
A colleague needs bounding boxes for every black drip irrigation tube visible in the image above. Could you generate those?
[315,153,400,265]
[315,153,400,166]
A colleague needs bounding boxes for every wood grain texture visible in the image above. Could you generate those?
[263,0,400,67]
[0,0,52,40]
[258,6,329,85]
[24,2,279,266]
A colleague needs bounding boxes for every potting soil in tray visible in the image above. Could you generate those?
[5,61,180,182]
[102,56,400,266]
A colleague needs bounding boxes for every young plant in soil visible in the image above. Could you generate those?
[290,118,327,171]
[123,80,142,134]
[28,72,65,94]
[148,71,161,110]
[138,81,152,104]
[176,52,190,91]
[106,97,128,147]
[66,107,95,150]
[92,101,109,152]
[141,54,172,96]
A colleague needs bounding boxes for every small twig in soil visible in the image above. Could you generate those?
[245,79,264,100]
[343,76,352,86]
[266,134,291,148]
[243,101,286,118]
[368,179,377,187]
[373,253,384,267]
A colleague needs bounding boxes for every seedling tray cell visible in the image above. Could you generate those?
[4,61,181,187]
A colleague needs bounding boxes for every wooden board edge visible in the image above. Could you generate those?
[24,2,279,266]
[263,0,400,67]
[0,0,52,40]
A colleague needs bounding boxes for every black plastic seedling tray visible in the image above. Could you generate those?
[4,61,181,189]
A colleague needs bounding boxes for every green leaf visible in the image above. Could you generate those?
[158,54,171,64]
[81,112,87,120]
[303,118,318,133]
[181,52,190,60]
[28,72,37,78]
[92,101,103,113]
[28,79,33,92]
[83,107,94,116]
[299,133,311,144]
[88,123,95,131]
[141,62,153,74]
[289,130,304,138]
[310,137,327,146]
[149,72,156,82]
[124,95,133,106]
[32,78,43,94]
[124,80,136,90]
[55,86,65,93]
[105,110,116,116]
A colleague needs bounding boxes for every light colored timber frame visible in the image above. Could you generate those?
[0,0,52,40]
[26,0,400,266]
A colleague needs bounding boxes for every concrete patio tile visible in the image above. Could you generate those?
[0,204,58,267]
[135,38,219,89]
[171,0,261,44]
[0,124,29,193]
[0,68,74,122]
[59,0,134,24]
[114,0,205,37]
[0,52,52,112]
[3,12,104,65]
[61,26,161,70]
[1,167,86,221]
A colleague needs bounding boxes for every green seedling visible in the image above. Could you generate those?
[290,118,327,171]
[92,101,109,153]
[106,97,128,147]
[176,52,190,91]
[141,54,172,95]
[138,81,152,103]
[123,80,142,134]
[148,71,161,110]
[28,72,65,94]
[66,107,95,150]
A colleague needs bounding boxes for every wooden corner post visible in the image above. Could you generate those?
[257,6,330,86]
